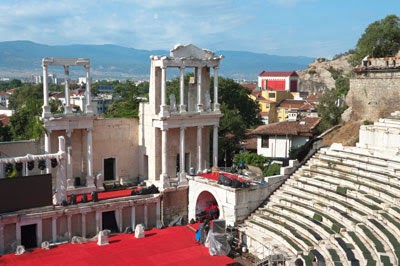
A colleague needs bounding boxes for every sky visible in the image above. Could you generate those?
[0,0,399,58]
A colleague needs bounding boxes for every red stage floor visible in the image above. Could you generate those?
[0,225,236,266]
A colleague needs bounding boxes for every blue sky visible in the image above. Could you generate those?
[0,0,399,58]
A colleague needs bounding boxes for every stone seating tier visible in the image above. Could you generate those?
[241,145,400,265]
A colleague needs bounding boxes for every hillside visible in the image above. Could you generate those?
[298,55,353,94]
[0,41,314,80]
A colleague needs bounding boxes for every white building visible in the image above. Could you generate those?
[251,117,321,159]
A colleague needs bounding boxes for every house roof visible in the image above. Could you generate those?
[242,84,257,90]
[306,94,320,102]
[278,99,316,110]
[251,117,321,137]
[258,70,298,77]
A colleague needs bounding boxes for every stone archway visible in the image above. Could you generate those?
[188,181,225,223]
[195,191,220,221]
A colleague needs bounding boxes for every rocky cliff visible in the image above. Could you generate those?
[298,55,353,94]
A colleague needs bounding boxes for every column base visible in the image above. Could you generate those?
[67,178,75,190]
[65,106,73,115]
[179,104,187,113]
[197,104,204,113]
[178,172,188,186]
[160,174,170,190]
[159,105,170,118]
[86,175,96,188]
[42,106,52,119]
[86,105,94,115]
[213,103,220,112]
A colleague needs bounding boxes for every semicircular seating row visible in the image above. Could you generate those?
[241,145,400,266]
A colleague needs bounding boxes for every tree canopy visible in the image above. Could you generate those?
[350,14,400,65]
[104,80,148,118]
[7,83,45,141]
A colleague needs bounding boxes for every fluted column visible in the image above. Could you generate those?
[179,66,186,113]
[213,125,219,167]
[85,64,93,114]
[180,127,186,179]
[42,63,51,118]
[64,65,72,114]
[160,66,168,116]
[213,66,220,111]
[86,128,95,187]
[197,126,203,172]
[160,128,169,188]
[197,66,203,112]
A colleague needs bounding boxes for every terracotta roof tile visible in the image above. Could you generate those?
[278,99,316,109]
[251,117,321,136]
[258,70,298,77]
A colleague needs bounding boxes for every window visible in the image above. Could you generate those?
[261,135,269,148]
[268,93,275,99]
[266,103,270,108]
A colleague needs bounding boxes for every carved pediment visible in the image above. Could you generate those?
[170,44,215,60]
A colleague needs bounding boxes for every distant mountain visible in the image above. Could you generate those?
[0,41,314,80]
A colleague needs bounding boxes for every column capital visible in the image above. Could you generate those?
[213,66,219,70]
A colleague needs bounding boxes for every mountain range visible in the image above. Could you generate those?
[0,41,315,80]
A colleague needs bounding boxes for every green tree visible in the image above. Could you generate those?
[105,81,143,118]
[7,83,44,141]
[217,77,262,166]
[316,88,346,132]
[350,14,400,65]
[0,122,11,141]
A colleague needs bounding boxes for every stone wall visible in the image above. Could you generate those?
[161,187,188,226]
[346,72,400,121]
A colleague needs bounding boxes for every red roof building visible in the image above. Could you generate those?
[258,70,299,92]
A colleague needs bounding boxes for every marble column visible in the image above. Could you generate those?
[160,128,169,188]
[66,130,74,189]
[160,66,168,116]
[197,126,203,172]
[86,128,95,188]
[96,211,101,233]
[45,131,51,174]
[52,217,57,243]
[42,64,51,117]
[0,164,3,179]
[156,200,161,228]
[213,66,220,111]
[67,215,72,240]
[0,224,4,255]
[55,136,67,204]
[197,66,203,112]
[85,64,93,114]
[116,209,123,233]
[179,127,186,180]
[37,220,43,247]
[82,213,87,238]
[131,206,136,230]
[64,66,72,114]
[144,204,148,229]
[179,66,186,113]
[213,125,219,167]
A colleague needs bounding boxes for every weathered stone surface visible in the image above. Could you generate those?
[298,55,353,94]
[346,72,400,121]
